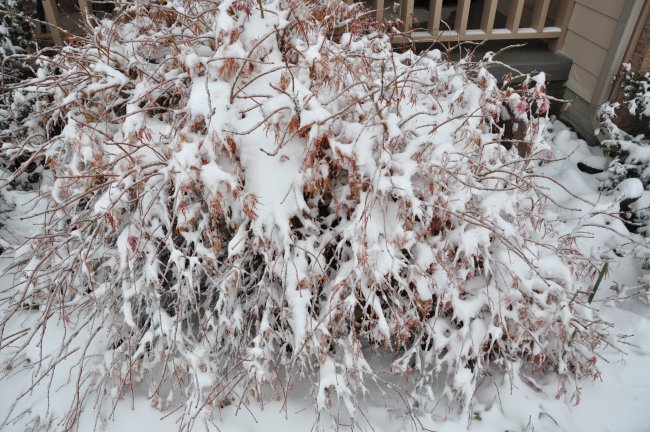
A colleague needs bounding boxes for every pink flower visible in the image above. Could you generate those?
[515,99,528,114]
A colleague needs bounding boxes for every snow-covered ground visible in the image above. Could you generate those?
[1,120,649,431]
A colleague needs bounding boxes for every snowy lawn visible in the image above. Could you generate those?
[2,120,649,432]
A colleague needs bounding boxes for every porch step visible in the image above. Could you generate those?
[477,41,573,84]
[407,40,572,101]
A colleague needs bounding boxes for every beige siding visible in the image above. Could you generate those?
[561,0,624,102]
[575,0,624,19]
[569,3,618,49]
[567,64,599,102]
[563,31,608,74]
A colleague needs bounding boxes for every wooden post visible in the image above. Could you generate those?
[506,0,525,33]
[400,0,414,32]
[374,0,385,23]
[78,0,93,19]
[455,0,471,35]
[428,0,443,34]
[548,0,575,51]
[531,0,551,32]
[41,0,64,46]
[480,0,498,34]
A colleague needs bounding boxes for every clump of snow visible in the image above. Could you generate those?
[616,177,644,200]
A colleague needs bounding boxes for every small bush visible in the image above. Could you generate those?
[599,65,650,192]
[599,67,650,233]
[598,65,650,299]
[1,0,605,429]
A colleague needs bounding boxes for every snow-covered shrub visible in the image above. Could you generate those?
[598,65,650,192]
[598,66,650,243]
[0,0,37,150]
[1,0,606,429]
[597,67,650,301]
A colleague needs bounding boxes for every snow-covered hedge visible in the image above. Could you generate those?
[0,0,36,132]
[0,0,34,80]
[599,65,650,194]
[598,66,650,297]
[599,66,650,233]
[1,0,605,429]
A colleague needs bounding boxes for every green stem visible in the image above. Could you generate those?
[588,261,608,304]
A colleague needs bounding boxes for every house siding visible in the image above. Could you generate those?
[561,0,624,102]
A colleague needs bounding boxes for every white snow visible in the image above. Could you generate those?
[616,177,644,200]
[2,120,650,431]
[3,0,650,429]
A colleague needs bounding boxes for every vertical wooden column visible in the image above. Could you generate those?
[428,0,442,33]
[373,0,385,22]
[400,0,414,32]
[506,0,525,33]
[480,0,498,34]
[455,0,471,34]
[531,0,551,32]
[78,0,93,20]
[549,0,575,51]
[42,0,64,46]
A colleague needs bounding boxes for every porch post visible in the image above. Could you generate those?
[41,0,64,46]
[78,0,93,19]
[373,0,385,23]
[548,0,575,51]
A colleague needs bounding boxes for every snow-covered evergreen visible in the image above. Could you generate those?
[0,0,36,134]
[597,65,650,298]
[599,65,650,194]
[0,0,34,80]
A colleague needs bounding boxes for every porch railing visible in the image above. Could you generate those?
[40,0,92,46]
[362,0,574,51]
[41,0,574,51]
